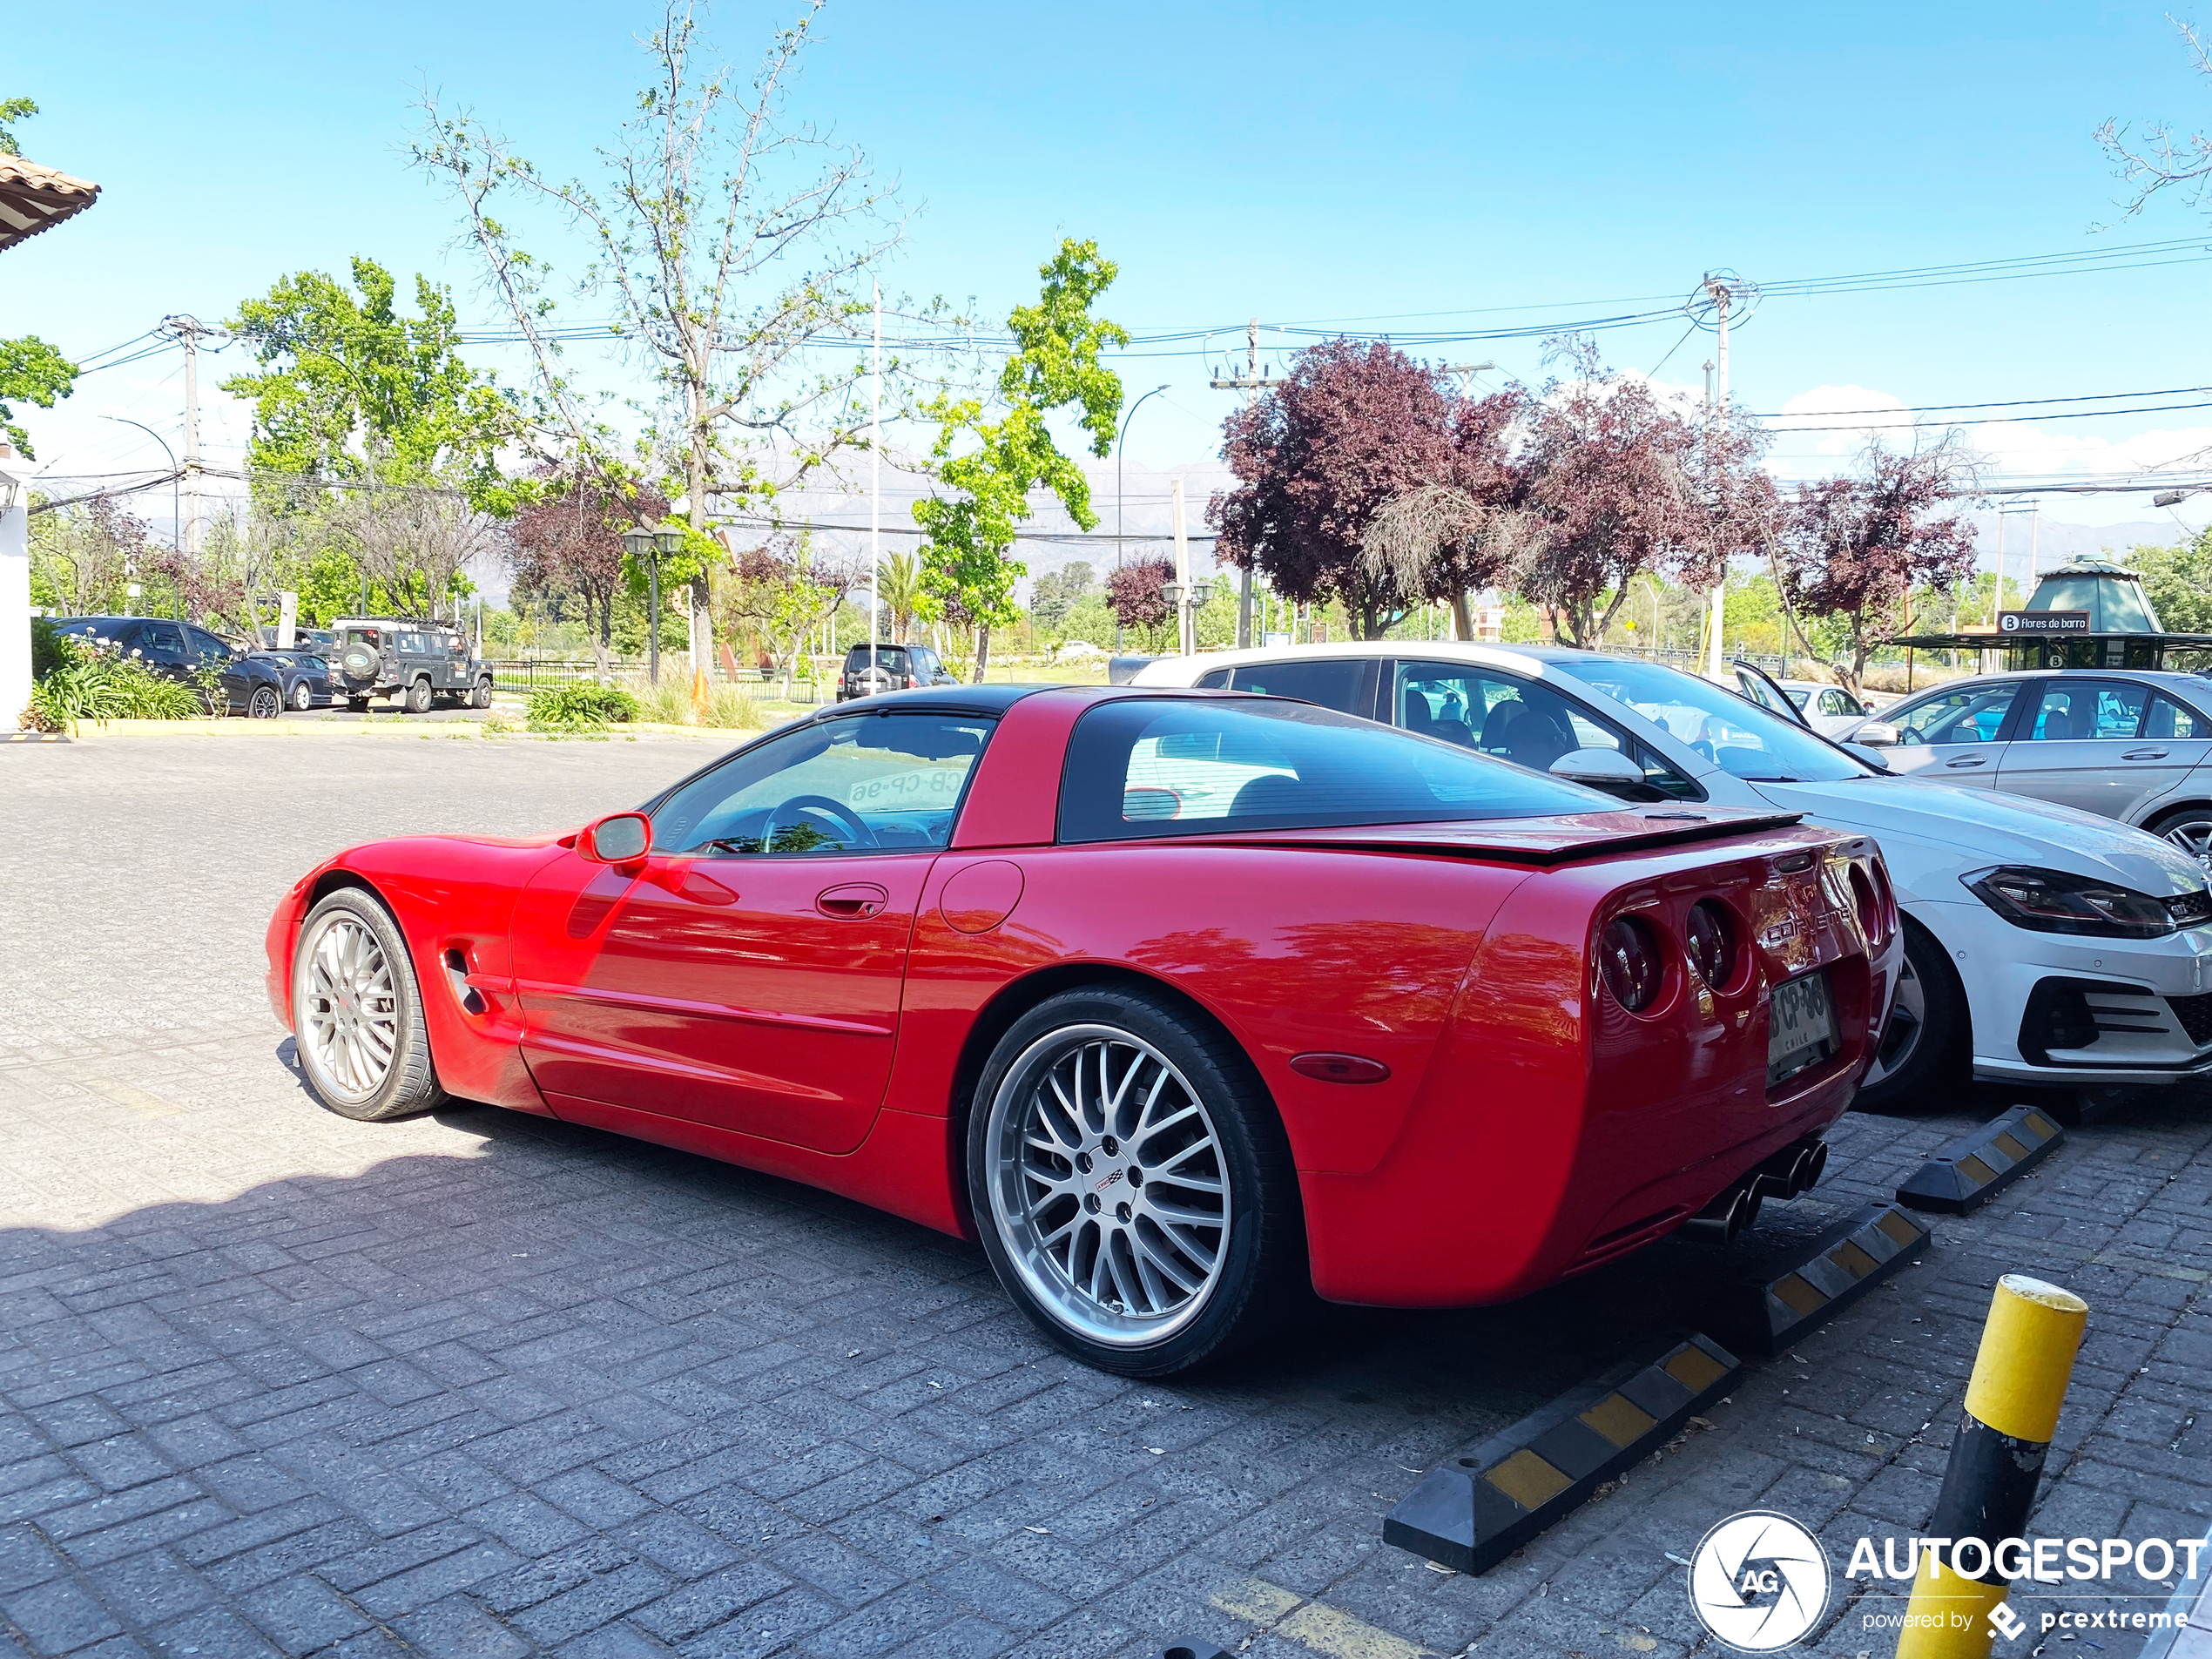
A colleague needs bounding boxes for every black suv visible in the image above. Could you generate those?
[835,642,954,701]
[331,620,494,712]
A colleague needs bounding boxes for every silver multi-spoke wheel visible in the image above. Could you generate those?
[1862,946,1927,1092]
[2159,814,2212,871]
[300,914,400,1104]
[986,1024,1231,1346]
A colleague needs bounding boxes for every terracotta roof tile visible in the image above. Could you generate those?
[0,154,102,254]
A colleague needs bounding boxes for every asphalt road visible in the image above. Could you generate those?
[0,730,2204,1659]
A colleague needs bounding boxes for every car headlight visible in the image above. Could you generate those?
[1963,865,2210,939]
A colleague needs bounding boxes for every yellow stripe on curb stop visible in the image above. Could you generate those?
[1207,1578,1436,1659]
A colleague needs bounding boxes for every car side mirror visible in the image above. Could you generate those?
[579,812,651,865]
[1854,720,1899,748]
[1549,747,1646,787]
[1843,743,1892,771]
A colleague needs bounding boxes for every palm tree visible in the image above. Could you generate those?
[874,552,921,644]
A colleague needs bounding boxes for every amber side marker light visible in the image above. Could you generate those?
[1290,1053,1391,1084]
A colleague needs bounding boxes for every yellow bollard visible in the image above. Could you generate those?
[1896,1273,2088,1657]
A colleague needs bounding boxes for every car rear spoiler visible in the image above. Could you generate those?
[1183,810,1810,868]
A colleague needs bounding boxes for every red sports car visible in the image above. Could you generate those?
[266,685,1900,1376]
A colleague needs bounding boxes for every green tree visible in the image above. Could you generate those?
[915,239,1127,679]
[225,258,519,615]
[415,1,931,679]
[0,95,36,154]
[2126,530,2212,631]
[226,258,517,509]
[0,335,76,458]
[0,95,76,461]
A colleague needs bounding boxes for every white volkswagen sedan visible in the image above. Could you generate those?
[1134,643,2212,1111]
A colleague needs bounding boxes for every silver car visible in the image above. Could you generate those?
[1844,669,2212,865]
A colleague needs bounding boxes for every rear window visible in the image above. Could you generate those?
[846,646,909,670]
[1058,698,1611,843]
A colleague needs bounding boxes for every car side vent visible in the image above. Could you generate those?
[2019,976,2169,1062]
[442,948,488,1016]
[2168,990,2212,1045]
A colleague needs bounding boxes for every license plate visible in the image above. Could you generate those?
[1768,969,1836,1087]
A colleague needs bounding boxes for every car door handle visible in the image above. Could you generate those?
[2123,748,2171,760]
[1944,756,1987,768]
[816,883,888,919]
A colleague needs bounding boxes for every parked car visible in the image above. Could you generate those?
[266,685,1895,1375]
[1833,669,2212,867]
[834,642,954,701]
[1133,644,2212,1111]
[251,651,334,712]
[328,619,493,712]
[51,614,302,718]
[1780,679,1879,738]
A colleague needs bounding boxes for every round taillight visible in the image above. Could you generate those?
[1684,900,1737,989]
[1849,867,1885,948]
[1599,915,1662,1012]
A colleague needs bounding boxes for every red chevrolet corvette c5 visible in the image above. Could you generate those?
[266,685,1900,1375]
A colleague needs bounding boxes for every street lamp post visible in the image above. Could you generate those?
[102,416,178,618]
[1115,385,1172,652]
[1116,384,1173,570]
[622,523,688,685]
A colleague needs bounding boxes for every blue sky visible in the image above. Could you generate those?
[10,0,2212,534]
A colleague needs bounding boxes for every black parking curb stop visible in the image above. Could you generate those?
[1713,1201,1932,1357]
[1151,1645,1231,1659]
[1895,1104,2065,1215]
[1382,1332,1741,1574]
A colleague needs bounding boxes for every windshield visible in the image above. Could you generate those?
[1554,658,1874,784]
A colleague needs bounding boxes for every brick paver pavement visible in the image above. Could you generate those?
[0,730,2205,1659]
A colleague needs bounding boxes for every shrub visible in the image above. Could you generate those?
[22,635,206,732]
[526,680,642,732]
[623,674,766,730]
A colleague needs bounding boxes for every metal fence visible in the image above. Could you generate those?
[485,658,826,702]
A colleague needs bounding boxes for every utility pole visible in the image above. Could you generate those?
[167,316,208,570]
[1701,276,1731,682]
[869,282,880,674]
[1171,478,1195,658]
[1210,319,1283,648]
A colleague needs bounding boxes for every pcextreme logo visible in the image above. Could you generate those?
[1687,1510,1832,1652]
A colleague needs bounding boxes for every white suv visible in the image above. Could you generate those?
[1135,643,2212,1110]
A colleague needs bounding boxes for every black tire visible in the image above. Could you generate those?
[405,677,433,714]
[289,678,313,711]
[1855,914,1969,1116]
[470,678,494,710]
[247,685,281,719]
[2147,803,2212,873]
[965,985,1305,1377]
[290,889,448,1122]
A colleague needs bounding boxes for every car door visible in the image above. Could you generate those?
[509,709,995,1153]
[1878,679,2026,786]
[132,620,192,684]
[1996,678,2208,821]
